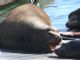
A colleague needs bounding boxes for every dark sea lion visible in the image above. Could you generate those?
[0,4,61,53]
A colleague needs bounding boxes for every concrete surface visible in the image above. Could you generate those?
[0,51,76,60]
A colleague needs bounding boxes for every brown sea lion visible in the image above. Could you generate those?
[0,4,61,53]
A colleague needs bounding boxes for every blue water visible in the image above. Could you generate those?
[44,0,80,31]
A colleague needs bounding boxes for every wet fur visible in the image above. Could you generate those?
[0,4,61,53]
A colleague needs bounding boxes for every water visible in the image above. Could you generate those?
[43,0,80,31]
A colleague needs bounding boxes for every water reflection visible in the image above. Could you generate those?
[44,0,80,31]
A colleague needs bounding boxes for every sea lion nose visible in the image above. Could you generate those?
[54,34,62,41]
[48,31,62,41]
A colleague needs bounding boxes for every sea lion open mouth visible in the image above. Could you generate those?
[48,39,61,52]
